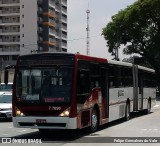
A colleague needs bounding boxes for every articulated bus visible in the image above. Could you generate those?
[5,53,156,132]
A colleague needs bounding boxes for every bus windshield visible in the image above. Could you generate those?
[16,67,73,103]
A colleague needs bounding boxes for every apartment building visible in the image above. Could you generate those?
[0,0,67,69]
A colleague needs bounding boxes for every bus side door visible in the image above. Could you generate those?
[101,67,109,119]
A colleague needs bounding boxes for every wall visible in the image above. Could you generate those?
[20,0,38,55]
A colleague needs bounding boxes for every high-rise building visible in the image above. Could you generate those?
[0,0,67,68]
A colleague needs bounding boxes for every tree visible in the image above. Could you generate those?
[102,0,160,90]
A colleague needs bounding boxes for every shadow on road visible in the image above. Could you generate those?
[10,111,152,143]
[12,129,90,143]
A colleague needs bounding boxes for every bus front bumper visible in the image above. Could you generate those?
[12,116,77,130]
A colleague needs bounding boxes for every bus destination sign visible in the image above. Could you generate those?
[18,58,74,67]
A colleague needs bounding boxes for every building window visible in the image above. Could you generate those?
[12,55,19,60]
[22,34,24,37]
[22,5,24,8]
[3,56,9,61]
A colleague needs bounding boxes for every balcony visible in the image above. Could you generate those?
[49,19,55,24]
[0,38,20,45]
[1,19,20,23]
[61,42,67,48]
[38,17,43,24]
[0,47,20,55]
[43,11,56,18]
[61,7,67,14]
[37,27,43,33]
[61,15,67,23]
[43,41,56,46]
[61,33,67,39]
[37,7,43,14]
[0,13,20,17]
[61,24,67,30]
[0,0,20,7]
[37,0,43,5]
[49,0,55,8]
[0,28,20,33]
[43,22,55,28]
[49,38,55,42]
[49,28,55,37]
[0,9,20,14]
[0,0,20,4]
[55,5,60,12]
[61,0,67,7]
[0,47,20,52]
[49,9,55,16]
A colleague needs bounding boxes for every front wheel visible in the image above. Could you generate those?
[90,108,99,133]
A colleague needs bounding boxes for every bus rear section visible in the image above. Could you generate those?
[12,53,78,130]
[132,65,156,112]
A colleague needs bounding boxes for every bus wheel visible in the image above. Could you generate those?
[147,100,151,114]
[125,102,130,121]
[90,108,98,133]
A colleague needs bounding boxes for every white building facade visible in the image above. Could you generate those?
[0,0,67,69]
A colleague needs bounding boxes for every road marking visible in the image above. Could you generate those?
[140,128,160,133]
[153,105,159,108]
[9,126,13,128]
[141,129,147,131]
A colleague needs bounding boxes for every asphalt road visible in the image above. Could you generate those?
[1,101,160,146]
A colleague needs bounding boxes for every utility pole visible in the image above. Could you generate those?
[86,8,90,56]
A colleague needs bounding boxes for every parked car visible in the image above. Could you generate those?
[0,92,12,119]
[0,82,13,91]
[0,82,13,96]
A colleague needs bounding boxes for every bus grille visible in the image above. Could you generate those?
[19,122,66,127]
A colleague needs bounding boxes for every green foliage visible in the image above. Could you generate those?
[102,0,160,72]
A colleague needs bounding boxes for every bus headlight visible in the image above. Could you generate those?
[15,107,24,116]
[59,109,70,117]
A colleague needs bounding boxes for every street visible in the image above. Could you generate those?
[1,100,160,146]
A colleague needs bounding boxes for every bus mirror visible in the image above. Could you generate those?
[4,70,8,85]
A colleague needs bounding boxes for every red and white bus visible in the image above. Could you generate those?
[5,53,156,132]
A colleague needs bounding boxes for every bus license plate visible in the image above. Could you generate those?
[36,119,47,123]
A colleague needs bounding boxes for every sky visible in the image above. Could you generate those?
[67,0,137,60]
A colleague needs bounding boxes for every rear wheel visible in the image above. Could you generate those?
[90,108,98,133]
[125,102,130,121]
[147,100,151,114]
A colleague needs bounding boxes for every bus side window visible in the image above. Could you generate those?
[109,66,115,88]
[90,63,100,89]
[16,71,22,97]
[77,69,90,94]
[42,70,51,96]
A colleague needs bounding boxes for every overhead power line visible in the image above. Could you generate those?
[67,35,101,42]
[20,35,102,50]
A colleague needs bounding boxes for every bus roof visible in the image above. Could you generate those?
[138,65,155,73]
[18,52,75,58]
[108,60,133,67]
[19,52,108,64]
[18,52,154,72]
[75,53,107,63]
